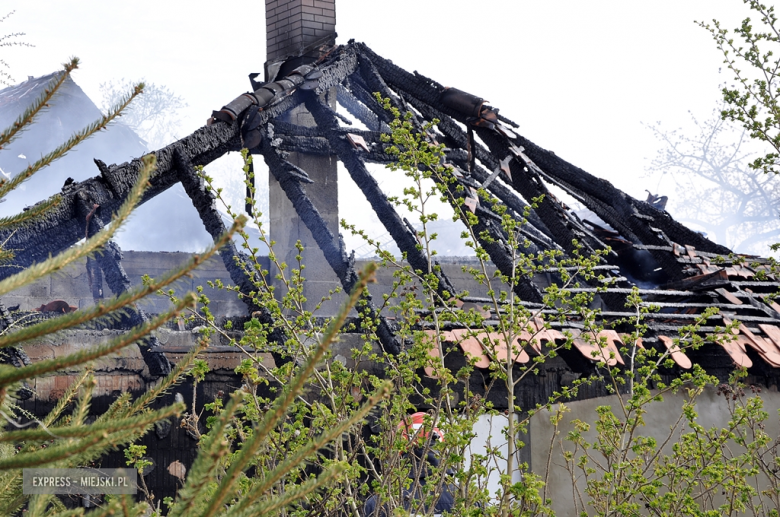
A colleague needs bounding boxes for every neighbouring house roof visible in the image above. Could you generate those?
[0,73,147,216]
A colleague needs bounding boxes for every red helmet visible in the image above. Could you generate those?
[398,412,444,445]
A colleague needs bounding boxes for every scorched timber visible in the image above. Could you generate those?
[304,94,458,300]
[355,42,730,262]
[0,118,245,277]
[0,45,360,277]
[259,127,401,354]
[174,149,291,358]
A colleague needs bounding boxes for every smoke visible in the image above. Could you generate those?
[339,162,477,259]
[0,75,147,216]
[0,73,265,253]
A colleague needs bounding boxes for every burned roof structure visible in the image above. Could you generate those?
[3,37,780,387]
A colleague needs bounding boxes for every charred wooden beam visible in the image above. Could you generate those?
[413,101,556,244]
[473,127,601,256]
[270,123,395,162]
[336,83,388,132]
[0,46,360,280]
[343,77,555,247]
[173,148,291,362]
[259,125,401,354]
[304,94,458,301]
[273,134,332,156]
[438,164,545,303]
[443,149,558,252]
[353,44,635,310]
[355,45,595,257]
[346,68,396,124]
[352,61,547,302]
[0,120,242,278]
[73,190,172,376]
[355,42,730,271]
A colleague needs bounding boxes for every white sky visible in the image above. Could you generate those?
[0,0,758,251]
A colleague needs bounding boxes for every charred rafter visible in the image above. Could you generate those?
[173,148,290,358]
[304,93,458,300]
[74,189,172,376]
[0,119,243,276]
[0,44,360,277]
[351,43,639,309]
[436,163,545,303]
[270,122,395,162]
[443,148,557,250]
[259,125,401,354]
[407,99,555,243]
[361,53,604,262]
[337,83,388,132]
[356,42,729,273]
[371,87,547,303]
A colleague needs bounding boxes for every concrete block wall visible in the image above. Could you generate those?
[2,251,249,318]
[266,0,336,62]
[2,248,511,320]
[532,386,780,515]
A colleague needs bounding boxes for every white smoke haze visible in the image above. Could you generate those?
[644,105,780,257]
[0,72,264,253]
[99,78,188,151]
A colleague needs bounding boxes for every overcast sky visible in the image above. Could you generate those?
[0,0,758,252]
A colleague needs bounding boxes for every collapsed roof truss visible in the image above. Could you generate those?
[3,41,780,380]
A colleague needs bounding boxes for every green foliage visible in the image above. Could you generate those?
[700,0,780,175]
[0,58,246,515]
[184,94,780,517]
[124,445,151,475]
[165,263,390,517]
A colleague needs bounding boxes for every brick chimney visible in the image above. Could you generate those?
[265,0,341,315]
[266,0,336,64]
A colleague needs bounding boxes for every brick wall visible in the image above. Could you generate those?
[266,0,336,62]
